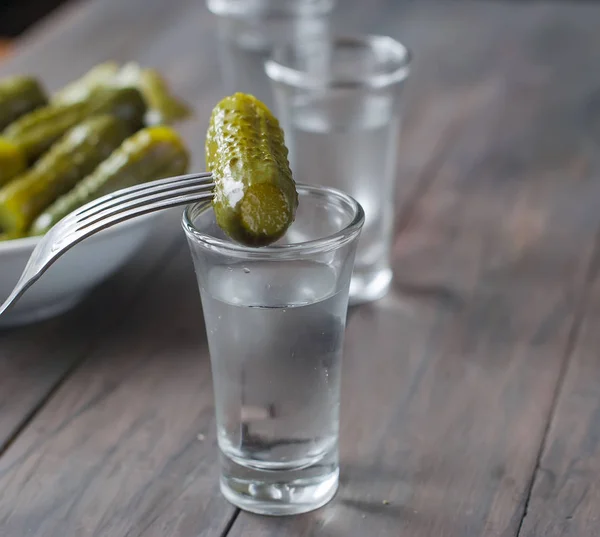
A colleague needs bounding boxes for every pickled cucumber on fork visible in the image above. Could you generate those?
[0,114,131,232]
[2,86,146,163]
[0,76,47,131]
[206,92,298,246]
[31,125,189,234]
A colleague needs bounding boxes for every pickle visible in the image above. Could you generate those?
[0,76,48,131]
[53,62,192,125]
[52,62,120,105]
[206,92,297,246]
[0,230,25,241]
[0,77,48,184]
[0,114,130,232]
[0,138,27,186]
[3,86,146,162]
[31,125,189,234]
[118,64,192,125]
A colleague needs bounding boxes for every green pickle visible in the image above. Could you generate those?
[52,62,120,105]
[0,76,48,184]
[206,92,298,246]
[0,138,27,187]
[0,114,131,232]
[31,125,189,234]
[52,62,192,125]
[0,230,25,241]
[0,76,48,131]
[3,86,146,162]
[134,67,192,125]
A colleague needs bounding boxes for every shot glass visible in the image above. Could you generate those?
[182,184,364,515]
[206,0,335,109]
[266,35,411,304]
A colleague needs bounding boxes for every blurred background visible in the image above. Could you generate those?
[0,0,67,37]
[0,0,67,58]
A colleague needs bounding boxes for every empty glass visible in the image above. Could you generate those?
[266,35,411,304]
[183,184,364,515]
[207,0,335,109]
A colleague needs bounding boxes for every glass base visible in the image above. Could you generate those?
[219,451,339,515]
[349,266,393,305]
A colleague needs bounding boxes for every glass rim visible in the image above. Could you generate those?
[207,0,336,17]
[265,34,411,91]
[182,183,365,258]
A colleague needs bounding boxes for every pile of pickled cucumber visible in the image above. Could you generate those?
[0,62,192,241]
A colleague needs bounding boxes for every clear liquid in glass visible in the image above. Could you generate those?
[286,94,400,302]
[199,260,345,514]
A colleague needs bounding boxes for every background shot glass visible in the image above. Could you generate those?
[266,35,411,304]
[207,0,335,110]
[182,184,364,516]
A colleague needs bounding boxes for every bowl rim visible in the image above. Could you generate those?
[0,235,39,253]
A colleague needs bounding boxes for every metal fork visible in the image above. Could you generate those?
[0,171,214,317]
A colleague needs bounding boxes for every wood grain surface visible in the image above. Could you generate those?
[230,2,600,536]
[0,209,179,452]
[0,0,599,536]
[0,245,237,537]
[518,256,600,534]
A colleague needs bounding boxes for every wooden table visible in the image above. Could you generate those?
[1,0,600,535]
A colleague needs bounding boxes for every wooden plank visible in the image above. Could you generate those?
[1,0,599,536]
[0,0,220,451]
[0,0,531,535]
[0,0,488,534]
[0,210,182,452]
[0,245,236,537]
[517,255,600,531]
[228,1,600,536]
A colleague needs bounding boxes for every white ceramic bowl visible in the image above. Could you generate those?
[0,214,157,328]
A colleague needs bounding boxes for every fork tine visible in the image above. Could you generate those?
[82,191,213,237]
[0,176,216,318]
[74,176,214,226]
[0,188,214,318]
[74,181,215,233]
[49,189,213,255]
[68,172,213,222]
